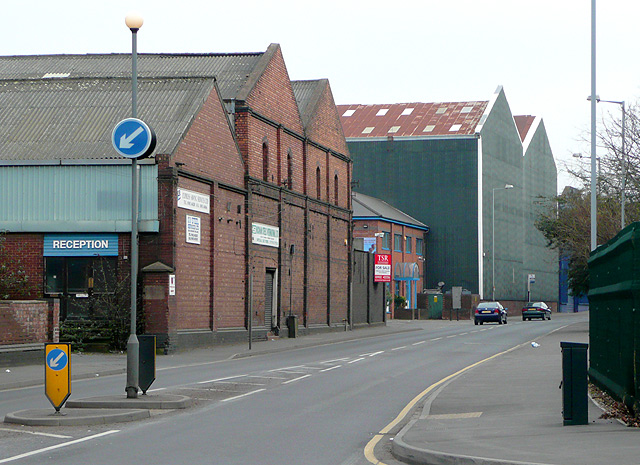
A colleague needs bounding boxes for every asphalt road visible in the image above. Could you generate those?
[0,314,586,465]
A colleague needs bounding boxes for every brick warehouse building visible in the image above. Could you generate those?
[0,44,352,351]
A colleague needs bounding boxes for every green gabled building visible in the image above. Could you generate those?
[339,86,558,306]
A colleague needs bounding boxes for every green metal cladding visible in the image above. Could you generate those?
[0,164,159,232]
[588,222,640,412]
[349,136,480,293]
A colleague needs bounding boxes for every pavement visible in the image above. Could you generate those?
[1,314,639,465]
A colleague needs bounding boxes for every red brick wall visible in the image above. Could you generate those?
[330,215,350,323]
[175,178,212,331]
[246,46,304,135]
[1,234,43,300]
[172,85,245,185]
[304,81,349,157]
[307,207,329,325]
[211,187,246,330]
[0,300,52,344]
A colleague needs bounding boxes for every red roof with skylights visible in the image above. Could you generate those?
[337,101,489,138]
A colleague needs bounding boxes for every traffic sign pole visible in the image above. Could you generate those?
[126,22,140,400]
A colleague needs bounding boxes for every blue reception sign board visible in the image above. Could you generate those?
[112,118,156,159]
[44,234,118,257]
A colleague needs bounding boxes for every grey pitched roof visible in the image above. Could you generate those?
[0,77,215,161]
[292,79,327,129]
[0,46,281,162]
[0,51,265,100]
[352,192,429,230]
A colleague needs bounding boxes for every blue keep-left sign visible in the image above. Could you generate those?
[112,118,157,159]
[46,348,68,371]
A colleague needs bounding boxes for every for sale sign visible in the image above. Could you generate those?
[374,254,392,283]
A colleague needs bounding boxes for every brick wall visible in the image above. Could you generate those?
[1,234,43,300]
[0,300,57,345]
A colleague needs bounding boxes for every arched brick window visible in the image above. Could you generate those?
[316,167,321,199]
[262,141,269,181]
[334,174,339,206]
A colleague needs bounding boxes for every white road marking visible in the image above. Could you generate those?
[0,430,119,464]
[221,388,266,402]
[197,374,248,384]
[214,380,267,386]
[430,337,443,341]
[412,341,426,346]
[391,346,407,351]
[320,365,341,372]
[320,358,350,364]
[348,357,366,364]
[283,375,311,384]
[365,351,384,357]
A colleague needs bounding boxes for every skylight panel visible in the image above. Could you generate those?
[449,124,462,132]
[376,109,389,116]
[401,108,414,116]
[42,73,70,79]
[362,127,375,134]
[388,126,401,133]
[342,109,356,117]
[423,125,435,132]
[436,107,447,114]
[461,106,473,113]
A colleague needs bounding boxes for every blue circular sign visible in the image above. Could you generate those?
[47,348,68,371]
[112,118,157,159]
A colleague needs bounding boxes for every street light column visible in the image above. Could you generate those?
[125,12,143,399]
[621,101,626,228]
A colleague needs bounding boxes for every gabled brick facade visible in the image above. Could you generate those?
[0,45,353,351]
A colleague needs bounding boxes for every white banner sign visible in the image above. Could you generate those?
[252,222,279,248]
[186,215,201,244]
[177,188,210,214]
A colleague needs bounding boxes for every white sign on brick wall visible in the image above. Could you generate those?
[186,215,201,244]
[252,222,279,248]
[177,188,210,214]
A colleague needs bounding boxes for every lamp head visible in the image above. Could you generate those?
[505,184,514,189]
[125,12,144,31]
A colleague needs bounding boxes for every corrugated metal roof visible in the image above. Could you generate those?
[292,79,327,129]
[337,101,488,138]
[514,115,536,142]
[352,192,428,230]
[0,52,264,100]
[0,77,215,160]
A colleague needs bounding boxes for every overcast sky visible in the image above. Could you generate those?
[2,1,638,192]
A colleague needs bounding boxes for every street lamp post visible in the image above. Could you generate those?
[590,0,597,250]
[492,184,514,301]
[125,12,143,399]
[588,96,626,228]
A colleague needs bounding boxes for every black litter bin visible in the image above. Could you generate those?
[287,315,298,338]
[560,341,589,425]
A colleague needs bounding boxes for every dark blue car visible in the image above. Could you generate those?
[474,302,507,325]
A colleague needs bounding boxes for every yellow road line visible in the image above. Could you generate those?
[363,342,524,464]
